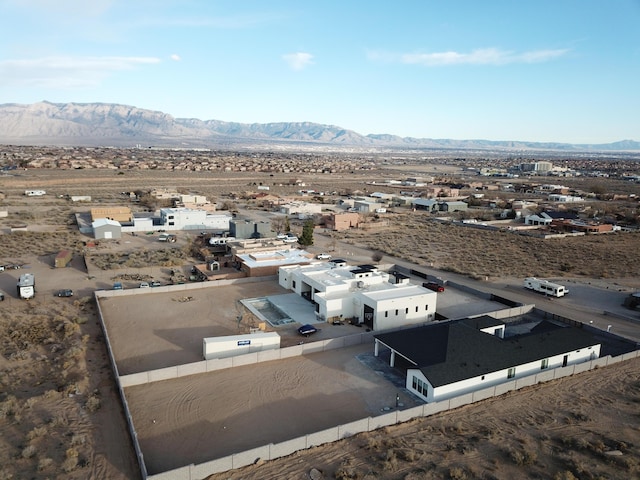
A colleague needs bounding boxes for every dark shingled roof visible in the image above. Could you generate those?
[375,319,599,388]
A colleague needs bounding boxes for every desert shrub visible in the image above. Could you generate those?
[448,467,468,480]
[383,449,398,471]
[71,434,87,446]
[0,395,19,418]
[49,413,68,427]
[37,457,54,471]
[27,425,48,440]
[58,320,80,339]
[364,435,382,451]
[508,447,537,466]
[395,447,418,462]
[334,458,362,480]
[43,389,62,400]
[21,445,37,459]
[554,471,578,480]
[85,395,101,413]
[62,448,79,473]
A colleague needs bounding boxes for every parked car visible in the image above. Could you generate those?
[297,324,318,336]
[0,291,5,301]
[150,281,162,287]
[316,253,332,260]
[139,282,150,288]
[113,282,123,290]
[423,282,445,292]
[55,289,73,297]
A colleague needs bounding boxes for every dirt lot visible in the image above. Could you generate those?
[125,343,425,474]
[1,166,640,480]
[100,282,290,374]
[204,356,640,480]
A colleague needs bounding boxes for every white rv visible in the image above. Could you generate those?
[17,273,35,299]
[523,277,568,297]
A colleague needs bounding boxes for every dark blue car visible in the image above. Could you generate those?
[297,324,318,336]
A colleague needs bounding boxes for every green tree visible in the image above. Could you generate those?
[299,219,315,246]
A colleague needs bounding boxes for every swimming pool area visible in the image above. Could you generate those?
[242,297,296,326]
[241,293,318,327]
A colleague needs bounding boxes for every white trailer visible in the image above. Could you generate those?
[523,277,568,297]
[24,190,46,196]
[17,273,35,299]
[203,331,280,360]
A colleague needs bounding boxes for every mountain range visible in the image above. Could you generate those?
[0,101,638,152]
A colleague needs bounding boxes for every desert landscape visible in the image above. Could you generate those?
[1,154,639,480]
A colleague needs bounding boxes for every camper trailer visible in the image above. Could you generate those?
[17,273,35,299]
[523,277,568,297]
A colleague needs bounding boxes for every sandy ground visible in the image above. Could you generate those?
[125,343,421,474]
[203,356,640,480]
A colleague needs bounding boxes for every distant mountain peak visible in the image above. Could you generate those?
[0,101,638,151]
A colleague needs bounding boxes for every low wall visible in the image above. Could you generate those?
[95,275,277,299]
[120,331,376,387]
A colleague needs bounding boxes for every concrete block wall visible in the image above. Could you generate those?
[269,436,308,458]
[307,427,340,448]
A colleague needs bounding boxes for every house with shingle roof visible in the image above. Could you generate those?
[374,316,600,402]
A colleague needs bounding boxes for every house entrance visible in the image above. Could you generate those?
[363,305,374,329]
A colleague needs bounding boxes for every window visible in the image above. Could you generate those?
[405,308,409,314]
[415,306,419,313]
[385,311,388,318]
[292,281,296,289]
[507,367,516,379]
[395,309,398,316]
[541,358,549,370]
[412,376,428,396]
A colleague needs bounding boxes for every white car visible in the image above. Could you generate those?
[316,253,332,260]
[139,282,150,288]
[282,235,298,243]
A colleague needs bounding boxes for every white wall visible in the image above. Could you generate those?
[371,292,435,330]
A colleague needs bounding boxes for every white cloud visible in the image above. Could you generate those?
[0,55,160,88]
[170,54,181,61]
[282,52,314,71]
[368,47,570,66]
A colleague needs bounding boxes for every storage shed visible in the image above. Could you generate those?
[54,250,73,268]
[92,218,122,239]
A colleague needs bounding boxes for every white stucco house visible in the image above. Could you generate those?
[524,212,553,226]
[279,260,437,329]
[374,317,601,403]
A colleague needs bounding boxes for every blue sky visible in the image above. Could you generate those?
[1,0,639,144]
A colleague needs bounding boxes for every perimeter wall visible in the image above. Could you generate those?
[94,276,640,480]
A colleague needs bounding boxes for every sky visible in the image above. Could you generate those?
[1,0,639,144]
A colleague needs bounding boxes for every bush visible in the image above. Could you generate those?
[21,445,37,459]
[85,395,101,413]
